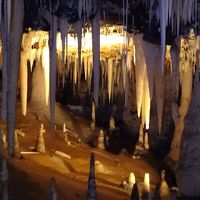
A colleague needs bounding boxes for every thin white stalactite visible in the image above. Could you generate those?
[92,15,100,106]
[155,50,164,134]
[59,18,68,64]
[73,20,82,86]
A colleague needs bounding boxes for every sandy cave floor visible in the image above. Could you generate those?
[1,101,163,200]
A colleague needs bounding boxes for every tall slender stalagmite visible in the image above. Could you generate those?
[7,0,24,156]
[87,153,97,200]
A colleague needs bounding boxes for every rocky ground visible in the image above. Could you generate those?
[1,101,165,200]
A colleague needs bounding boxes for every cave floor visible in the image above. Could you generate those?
[2,102,161,200]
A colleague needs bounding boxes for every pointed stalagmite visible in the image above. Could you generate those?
[109,115,116,131]
[90,101,95,130]
[139,123,144,144]
[50,177,57,200]
[130,183,139,200]
[144,132,149,150]
[14,131,21,159]
[128,172,136,191]
[97,130,105,150]
[36,124,46,153]
[63,123,68,143]
[142,173,151,199]
[87,153,97,200]
[0,158,8,200]
[154,185,161,200]
[160,170,171,200]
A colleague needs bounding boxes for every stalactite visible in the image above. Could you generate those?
[19,51,28,115]
[59,18,68,64]
[73,20,82,84]
[87,55,93,94]
[92,15,100,106]
[134,34,146,117]
[49,14,57,135]
[155,50,164,134]
[7,0,24,156]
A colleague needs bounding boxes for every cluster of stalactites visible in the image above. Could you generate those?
[19,30,49,115]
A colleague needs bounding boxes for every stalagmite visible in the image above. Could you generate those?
[50,177,57,200]
[138,123,144,144]
[87,153,97,200]
[0,158,8,200]
[90,101,95,130]
[143,173,150,193]
[19,51,28,115]
[92,15,100,106]
[63,123,68,143]
[128,172,136,191]
[134,34,146,117]
[144,132,149,150]
[109,115,116,131]
[36,124,46,153]
[49,14,57,135]
[154,185,161,200]
[7,0,24,156]
[130,183,139,200]
[97,130,105,150]
[14,131,21,159]
[160,170,171,200]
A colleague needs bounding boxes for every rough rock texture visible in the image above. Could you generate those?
[176,73,200,197]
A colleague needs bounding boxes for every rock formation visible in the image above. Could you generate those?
[176,72,200,197]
